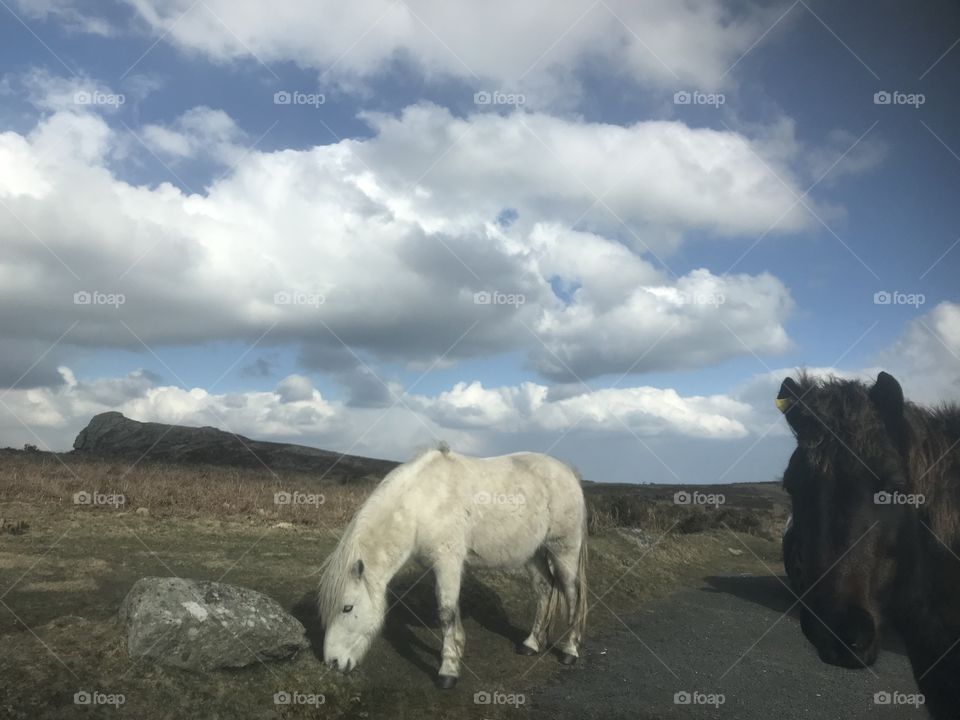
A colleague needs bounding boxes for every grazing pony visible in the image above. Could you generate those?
[778,371,960,718]
[317,445,588,688]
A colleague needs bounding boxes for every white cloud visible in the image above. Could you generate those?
[275,374,315,403]
[0,367,337,444]
[5,67,126,115]
[123,0,786,106]
[141,106,246,164]
[0,101,806,384]
[728,299,960,434]
[529,232,794,379]
[414,380,751,438]
[4,298,954,477]
[880,301,960,403]
[0,367,752,461]
[355,105,813,246]
[11,0,115,36]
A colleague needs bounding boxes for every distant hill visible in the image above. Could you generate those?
[72,412,398,481]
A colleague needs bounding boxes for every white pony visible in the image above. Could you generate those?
[318,445,588,688]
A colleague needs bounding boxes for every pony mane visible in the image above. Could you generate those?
[790,371,874,423]
[317,514,365,627]
[785,370,960,495]
[317,444,451,625]
[906,403,960,498]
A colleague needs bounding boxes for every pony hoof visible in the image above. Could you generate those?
[560,653,578,666]
[516,644,538,656]
[436,674,459,690]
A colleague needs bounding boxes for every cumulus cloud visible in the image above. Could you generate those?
[0,366,753,460]
[8,68,123,113]
[0,367,338,448]
[726,302,960,423]
[355,105,813,246]
[274,374,315,403]
[528,231,794,379]
[880,301,960,403]
[413,380,751,439]
[123,0,787,106]
[4,298,953,477]
[0,100,807,389]
[728,300,960,435]
[141,106,247,164]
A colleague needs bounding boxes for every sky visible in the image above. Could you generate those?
[0,0,958,483]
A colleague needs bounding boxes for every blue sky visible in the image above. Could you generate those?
[1,0,958,482]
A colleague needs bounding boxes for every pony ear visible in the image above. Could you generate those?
[777,377,812,436]
[776,377,801,414]
[352,559,364,579]
[870,372,909,453]
[870,371,904,419]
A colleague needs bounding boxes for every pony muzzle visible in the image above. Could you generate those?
[326,656,355,673]
[802,604,879,669]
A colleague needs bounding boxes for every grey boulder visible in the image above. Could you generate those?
[119,577,308,672]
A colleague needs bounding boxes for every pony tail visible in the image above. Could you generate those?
[544,565,565,638]
[543,509,589,651]
[574,513,589,645]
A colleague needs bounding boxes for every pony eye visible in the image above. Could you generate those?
[342,605,353,613]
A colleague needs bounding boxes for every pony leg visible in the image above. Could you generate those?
[519,553,552,655]
[453,606,465,659]
[434,559,464,688]
[549,546,584,663]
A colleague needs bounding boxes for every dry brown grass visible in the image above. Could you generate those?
[0,450,374,528]
[586,492,785,540]
[0,451,787,541]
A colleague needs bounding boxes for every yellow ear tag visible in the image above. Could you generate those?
[775,397,792,413]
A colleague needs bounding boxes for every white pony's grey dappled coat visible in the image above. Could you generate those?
[318,446,588,684]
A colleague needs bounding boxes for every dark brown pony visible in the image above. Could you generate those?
[778,371,960,719]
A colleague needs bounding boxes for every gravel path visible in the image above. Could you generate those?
[529,574,922,719]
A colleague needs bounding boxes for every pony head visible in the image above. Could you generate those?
[318,540,385,673]
[778,371,915,668]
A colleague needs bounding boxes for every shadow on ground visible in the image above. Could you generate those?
[703,574,908,657]
[291,569,532,682]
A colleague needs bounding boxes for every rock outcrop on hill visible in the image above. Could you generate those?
[73,411,397,480]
